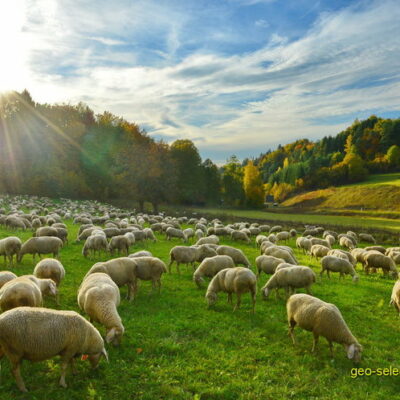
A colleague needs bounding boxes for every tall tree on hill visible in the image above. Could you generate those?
[222,156,245,206]
[170,139,205,205]
[243,161,265,207]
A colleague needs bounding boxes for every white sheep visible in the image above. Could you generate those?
[129,256,167,297]
[193,255,235,288]
[255,255,286,276]
[109,235,130,256]
[359,233,376,244]
[287,294,362,361]
[264,246,298,265]
[261,266,316,299]
[310,244,330,260]
[18,236,63,262]
[33,258,66,286]
[196,235,220,246]
[216,245,251,267]
[0,270,17,288]
[0,236,22,266]
[364,252,398,278]
[296,237,312,254]
[0,307,108,391]
[78,272,124,346]
[84,257,137,300]
[320,256,359,282]
[82,235,109,258]
[0,277,43,311]
[205,267,257,312]
[390,280,400,315]
[339,236,355,250]
[166,227,187,242]
[231,230,251,244]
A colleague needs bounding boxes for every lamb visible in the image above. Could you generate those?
[129,250,153,258]
[0,277,43,311]
[231,230,251,244]
[0,307,108,391]
[193,255,235,288]
[320,256,359,282]
[216,245,251,268]
[261,266,316,299]
[339,236,355,250]
[364,252,398,278]
[359,233,376,244]
[82,235,109,258]
[287,294,362,361]
[264,246,298,265]
[196,235,220,246]
[205,267,257,312]
[389,279,400,315]
[0,236,22,266]
[33,258,66,286]
[109,235,130,256]
[18,236,63,262]
[78,273,124,346]
[255,255,286,276]
[166,227,187,242]
[310,244,330,260]
[129,257,167,297]
[84,257,137,300]
[0,271,17,288]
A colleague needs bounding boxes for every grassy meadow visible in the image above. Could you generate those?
[1,219,400,399]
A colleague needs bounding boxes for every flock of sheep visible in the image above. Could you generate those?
[0,194,400,392]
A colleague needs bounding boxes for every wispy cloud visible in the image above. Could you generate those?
[2,0,400,162]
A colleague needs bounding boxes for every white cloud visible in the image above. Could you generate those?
[1,0,400,160]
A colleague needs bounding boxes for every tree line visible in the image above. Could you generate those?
[0,90,399,210]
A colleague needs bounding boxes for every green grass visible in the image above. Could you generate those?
[342,173,400,188]
[1,220,400,399]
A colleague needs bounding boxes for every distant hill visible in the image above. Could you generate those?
[282,173,400,212]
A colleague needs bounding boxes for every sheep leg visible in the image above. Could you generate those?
[167,260,173,273]
[227,293,232,304]
[320,269,324,277]
[327,270,331,279]
[11,360,27,392]
[176,263,181,275]
[233,293,241,311]
[251,288,256,313]
[328,341,334,358]
[157,279,161,294]
[306,285,312,295]
[311,333,319,352]
[59,358,70,388]
[288,319,296,344]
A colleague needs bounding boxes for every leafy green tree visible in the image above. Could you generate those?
[221,156,245,206]
[202,159,221,205]
[386,145,400,169]
[243,161,265,207]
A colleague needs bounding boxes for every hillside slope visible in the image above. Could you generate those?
[282,173,400,211]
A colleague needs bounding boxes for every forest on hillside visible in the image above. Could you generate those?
[0,90,399,210]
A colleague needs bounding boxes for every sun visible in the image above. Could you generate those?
[0,1,28,92]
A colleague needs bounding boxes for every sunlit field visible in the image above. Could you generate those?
[1,212,400,400]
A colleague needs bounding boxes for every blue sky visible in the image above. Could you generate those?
[1,0,399,163]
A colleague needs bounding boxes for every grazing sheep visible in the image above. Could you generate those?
[183,228,194,241]
[0,236,22,266]
[310,244,330,260]
[287,294,362,361]
[339,236,355,250]
[193,255,235,288]
[389,280,400,315]
[338,234,357,247]
[259,224,271,233]
[290,229,297,237]
[0,277,43,311]
[320,256,359,282]
[144,227,157,242]
[0,271,17,288]
[205,267,257,312]
[231,230,251,244]
[5,216,26,230]
[275,262,297,272]
[364,253,398,278]
[109,235,130,256]
[269,225,282,233]
[359,233,376,244]
[196,235,220,246]
[261,266,316,299]
[83,235,110,258]
[0,307,108,391]
[264,246,298,265]
[130,257,167,297]
[129,250,153,258]
[85,257,137,300]
[310,238,331,248]
[260,240,276,254]
[166,227,187,242]
[296,237,312,254]
[103,227,121,238]
[365,245,386,254]
[255,255,286,276]
[33,258,65,286]
[78,273,124,346]
[195,229,204,239]
[35,226,58,238]
[327,249,357,266]
[276,231,291,243]
[18,237,63,262]
[216,245,251,268]
[255,235,269,247]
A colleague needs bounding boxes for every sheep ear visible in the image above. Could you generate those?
[106,328,116,343]
[101,348,109,362]
[347,344,355,359]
